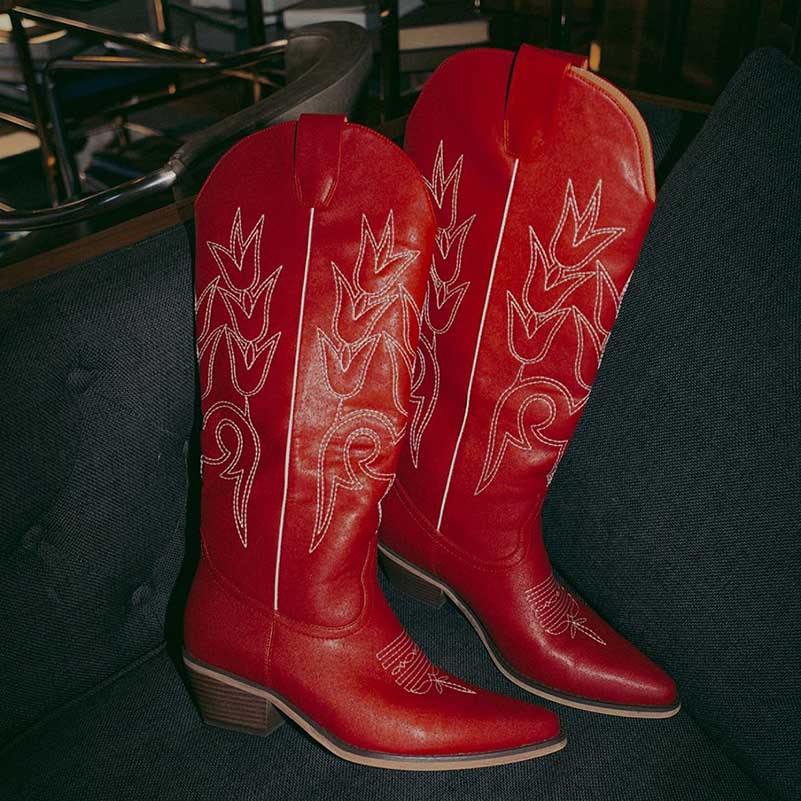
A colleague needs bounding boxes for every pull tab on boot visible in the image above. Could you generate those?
[504,45,581,161]
[293,113,346,208]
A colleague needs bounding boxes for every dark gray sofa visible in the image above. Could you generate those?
[1,48,799,801]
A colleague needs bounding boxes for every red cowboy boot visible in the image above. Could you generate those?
[379,47,680,718]
[183,114,564,769]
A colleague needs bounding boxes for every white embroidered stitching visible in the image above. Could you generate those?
[318,329,381,400]
[207,207,265,293]
[476,376,581,495]
[353,210,418,297]
[383,332,415,418]
[549,179,624,272]
[310,212,419,554]
[218,264,281,346]
[201,400,260,549]
[225,328,281,397]
[525,574,606,645]
[311,411,402,553]
[198,326,224,402]
[195,276,220,343]
[476,179,626,495]
[408,142,475,468]
[376,631,477,694]
[198,208,283,549]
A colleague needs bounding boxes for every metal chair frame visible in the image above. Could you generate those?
[0,21,372,231]
[5,1,280,204]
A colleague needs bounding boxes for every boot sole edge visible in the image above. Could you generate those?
[183,649,567,770]
[378,544,682,720]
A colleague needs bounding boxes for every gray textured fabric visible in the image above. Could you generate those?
[634,100,682,170]
[0,225,195,743]
[543,48,801,801]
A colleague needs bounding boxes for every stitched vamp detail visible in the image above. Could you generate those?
[526,574,607,645]
[376,631,476,695]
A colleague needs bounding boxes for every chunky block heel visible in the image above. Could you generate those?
[185,657,284,737]
[380,551,447,609]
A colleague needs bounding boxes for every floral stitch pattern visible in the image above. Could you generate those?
[408,142,475,467]
[476,179,625,495]
[525,574,606,645]
[311,212,420,553]
[376,631,476,695]
[198,208,282,548]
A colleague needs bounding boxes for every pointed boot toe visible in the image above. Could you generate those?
[588,628,680,714]
[494,589,682,717]
[379,538,680,718]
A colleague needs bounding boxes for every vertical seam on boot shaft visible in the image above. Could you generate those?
[270,534,377,640]
[436,158,520,532]
[270,548,375,640]
[274,206,316,612]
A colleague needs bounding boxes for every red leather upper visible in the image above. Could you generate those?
[399,46,655,561]
[380,47,676,710]
[193,116,433,627]
[185,114,562,756]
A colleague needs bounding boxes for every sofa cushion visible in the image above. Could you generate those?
[0,583,766,801]
[0,225,195,744]
[542,48,801,801]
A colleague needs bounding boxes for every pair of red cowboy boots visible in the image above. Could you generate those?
[183,45,679,771]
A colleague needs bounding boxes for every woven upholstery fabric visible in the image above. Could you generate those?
[543,48,801,801]
[635,100,681,170]
[0,225,195,744]
[0,582,765,801]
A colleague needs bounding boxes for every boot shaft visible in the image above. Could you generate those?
[194,116,434,624]
[398,47,655,560]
